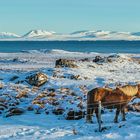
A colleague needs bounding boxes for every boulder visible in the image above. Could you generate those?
[93,56,104,63]
[93,55,120,63]
[52,108,65,115]
[9,75,19,81]
[47,92,56,97]
[80,58,90,62]
[106,54,120,63]
[65,110,85,120]
[47,88,55,92]
[55,59,78,68]
[70,75,81,80]
[5,108,25,117]
[27,105,34,111]
[126,103,140,112]
[26,72,48,87]
[0,103,8,112]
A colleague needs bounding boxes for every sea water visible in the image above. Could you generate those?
[0,41,140,53]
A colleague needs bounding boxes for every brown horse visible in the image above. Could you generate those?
[86,84,140,123]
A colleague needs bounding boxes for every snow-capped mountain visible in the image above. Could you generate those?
[0,32,20,39]
[70,30,140,40]
[1,30,140,40]
[23,30,56,38]
[131,32,140,36]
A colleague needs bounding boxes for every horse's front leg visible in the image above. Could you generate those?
[114,108,120,123]
[86,105,94,123]
[121,107,126,121]
[95,108,103,124]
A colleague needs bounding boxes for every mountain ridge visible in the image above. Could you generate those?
[0,32,21,39]
[1,29,140,40]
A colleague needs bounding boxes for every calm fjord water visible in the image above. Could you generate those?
[0,41,140,53]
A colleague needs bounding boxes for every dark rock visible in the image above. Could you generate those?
[106,54,120,62]
[48,88,55,92]
[26,72,48,87]
[27,106,34,111]
[10,75,19,81]
[0,103,8,113]
[45,111,49,115]
[52,108,65,115]
[126,103,140,112]
[107,58,112,63]
[107,54,120,59]
[70,75,81,80]
[88,65,96,68]
[15,80,24,84]
[93,55,120,64]
[93,56,104,63]
[34,110,41,114]
[52,101,59,106]
[47,92,56,97]
[65,110,85,120]
[13,58,19,62]
[80,58,90,62]
[55,59,78,68]
[5,108,25,117]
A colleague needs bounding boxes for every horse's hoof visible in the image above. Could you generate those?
[122,119,126,121]
[114,120,118,123]
[98,120,103,124]
[86,120,93,124]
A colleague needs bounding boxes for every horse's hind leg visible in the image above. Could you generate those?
[114,108,120,123]
[121,107,126,121]
[86,105,94,123]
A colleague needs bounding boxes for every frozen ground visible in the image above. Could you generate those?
[0,49,140,140]
[0,112,140,140]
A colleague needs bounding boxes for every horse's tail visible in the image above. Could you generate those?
[87,88,98,105]
[86,88,98,122]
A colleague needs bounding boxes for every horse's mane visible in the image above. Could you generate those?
[117,85,138,96]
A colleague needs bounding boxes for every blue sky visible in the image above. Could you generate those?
[0,0,140,35]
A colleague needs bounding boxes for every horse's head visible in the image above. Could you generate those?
[136,84,140,98]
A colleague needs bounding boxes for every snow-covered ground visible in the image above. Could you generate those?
[1,112,140,140]
[0,49,140,140]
